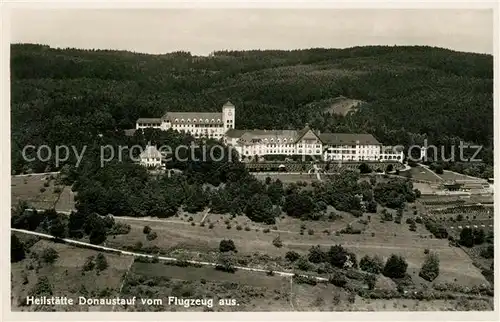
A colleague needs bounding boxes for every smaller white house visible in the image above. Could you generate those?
[140,145,163,168]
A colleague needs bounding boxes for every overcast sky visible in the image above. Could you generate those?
[11,9,493,55]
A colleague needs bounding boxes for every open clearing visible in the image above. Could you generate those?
[11,237,134,312]
[11,175,62,209]
[400,166,443,183]
[104,207,488,287]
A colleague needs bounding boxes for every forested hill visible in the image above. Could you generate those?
[11,44,493,172]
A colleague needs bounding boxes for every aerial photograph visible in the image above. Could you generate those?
[9,8,494,312]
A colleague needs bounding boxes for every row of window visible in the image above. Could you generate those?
[173,124,224,128]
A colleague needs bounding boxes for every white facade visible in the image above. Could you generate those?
[139,145,163,168]
[136,101,236,140]
[226,127,403,163]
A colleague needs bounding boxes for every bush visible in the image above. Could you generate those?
[43,181,50,187]
[41,248,59,264]
[208,223,214,229]
[53,187,62,194]
[285,251,300,262]
[272,235,283,248]
[191,222,195,226]
[359,255,384,274]
[419,252,439,282]
[424,248,430,254]
[143,226,152,234]
[39,187,46,193]
[82,256,95,271]
[383,254,408,279]
[226,225,232,229]
[308,245,327,263]
[11,234,25,263]
[329,272,348,287]
[95,253,108,271]
[263,228,270,233]
[308,229,314,235]
[219,239,236,252]
[236,225,242,231]
[480,245,494,259]
[365,274,377,290]
[30,276,52,296]
[109,222,131,235]
[244,226,251,231]
[146,232,158,241]
[296,257,312,271]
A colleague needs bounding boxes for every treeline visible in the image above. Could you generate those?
[11,44,492,175]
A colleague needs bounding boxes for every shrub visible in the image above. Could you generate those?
[11,234,25,263]
[191,222,195,226]
[285,251,300,262]
[359,255,384,274]
[308,245,327,263]
[224,219,230,225]
[30,276,52,296]
[365,274,377,290]
[208,223,214,229]
[143,226,152,234]
[419,252,439,282]
[244,226,251,231]
[480,245,494,259]
[43,181,50,187]
[263,228,270,233]
[296,257,312,271]
[219,239,236,252]
[95,253,108,271]
[200,222,205,227]
[109,222,131,235]
[383,255,408,279]
[146,232,158,241]
[236,225,242,231]
[39,187,46,193]
[424,248,430,254]
[215,254,236,273]
[41,248,59,264]
[188,217,194,222]
[53,187,62,194]
[226,225,232,229]
[329,272,348,287]
[82,256,95,271]
[272,235,283,248]
[308,229,314,235]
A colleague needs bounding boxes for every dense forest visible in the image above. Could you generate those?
[11,44,493,177]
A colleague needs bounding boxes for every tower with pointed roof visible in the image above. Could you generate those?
[222,100,235,132]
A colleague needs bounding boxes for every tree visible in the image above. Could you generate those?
[143,225,152,234]
[11,234,25,263]
[30,276,52,296]
[41,247,59,264]
[326,245,351,268]
[49,216,66,238]
[386,164,394,173]
[358,163,372,174]
[146,231,158,241]
[365,274,377,290]
[366,200,377,213]
[459,227,475,247]
[95,253,108,271]
[216,253,236,273]
[383,254,408,278]
[473,229,485,245]
[308,245,327,263]
[285,251,300,262]
[89,224,107,245]
[272,235,283,248]
[419,252,440,282]
[359,255,384,274]
[219,239,236,252]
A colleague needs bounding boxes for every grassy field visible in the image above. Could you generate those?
[11,237,134,312]
[400,166,443,183]
[11,175,63,209]
[54,186,76,212]
[440,170,485,182]
[101,204,489,288]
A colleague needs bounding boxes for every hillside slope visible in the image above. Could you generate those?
[10,44,493,172]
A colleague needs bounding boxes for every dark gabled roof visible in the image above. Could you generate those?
[161,112,223,124]
[225,129,248,138]
[137,118,162,124]
[319,133,381,145]
[124,129,137,137]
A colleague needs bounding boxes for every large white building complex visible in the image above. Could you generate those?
[136,101,235,139]
[135,101,403,163]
